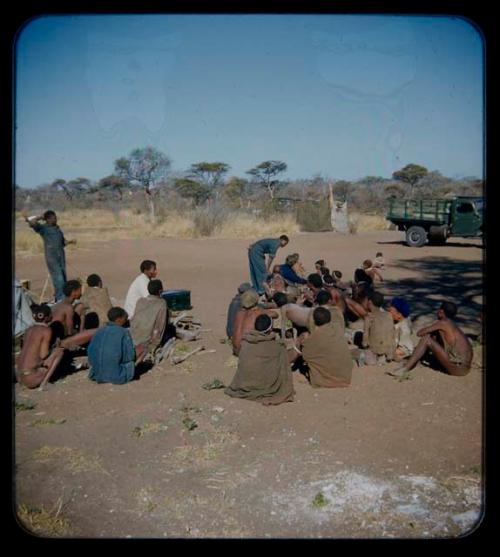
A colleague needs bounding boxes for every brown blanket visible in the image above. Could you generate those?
[307,304,345,335]
[130,295,168,351]
[81,287,113,327]
[302,325,353,388]
[367,309,395,357]
[225,331,295,405]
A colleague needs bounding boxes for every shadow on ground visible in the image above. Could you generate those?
[377,240,484,249]
[384,255,483,333]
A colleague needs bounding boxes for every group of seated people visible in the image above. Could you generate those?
[15,259,176,389]
[224,252,474,405]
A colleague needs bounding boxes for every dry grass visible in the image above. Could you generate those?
[32,446,109,474]
[17,499,73,537]
[348,212,390,233]
[16,209,385,254]
[15,231,44,254]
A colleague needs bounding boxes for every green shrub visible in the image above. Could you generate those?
[296,201,332,232]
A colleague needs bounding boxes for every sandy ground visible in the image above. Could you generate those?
[14,229,484,539]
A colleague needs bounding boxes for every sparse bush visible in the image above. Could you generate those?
[192,204,229,237]
[296,201,332,232]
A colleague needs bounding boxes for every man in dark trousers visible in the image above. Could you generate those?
[23,210,76,302]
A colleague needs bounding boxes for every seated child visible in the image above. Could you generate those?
[15,304,64,389]
[362,259,383,283]
[80,274,113,329]
[387,297,414,361]
[373,252,385,270]
[88,307,141,385]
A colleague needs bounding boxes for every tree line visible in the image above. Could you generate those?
[16,147,483,220]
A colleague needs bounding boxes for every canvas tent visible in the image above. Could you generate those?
[14,279,35,338]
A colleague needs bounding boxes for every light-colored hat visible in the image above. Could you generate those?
[241,289,259,309]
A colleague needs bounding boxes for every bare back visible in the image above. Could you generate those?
[17,325,52,370]
[232,307,278,355]
[438,319,473,368]
[51,301,74,335]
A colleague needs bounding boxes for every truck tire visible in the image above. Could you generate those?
[428,225,448,245]
[406,226,427,247]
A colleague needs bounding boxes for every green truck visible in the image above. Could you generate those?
[386,196,484,247]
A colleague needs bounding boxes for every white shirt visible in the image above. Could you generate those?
[124,273,150,318]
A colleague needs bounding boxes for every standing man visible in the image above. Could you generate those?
[23,210,76,302]
[248,235,289,295]
[124,260,158,319]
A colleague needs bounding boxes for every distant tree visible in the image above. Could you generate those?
[246,160,287,200]
[115,146,171,221]
[384,184,406,199]
[392,164,428,198]
[358,176,387,187]
[98,175,127,200]
[50,178,72,200]
[222,177,249,208]
[173,178,211,206]
[189,162,230,188]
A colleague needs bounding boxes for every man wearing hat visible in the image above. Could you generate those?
[387,297,414,361]
[231,289,278,356]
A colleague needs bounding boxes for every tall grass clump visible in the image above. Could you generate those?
[192,205,229,237]
[15,231,44,254]
[216,213,299,239]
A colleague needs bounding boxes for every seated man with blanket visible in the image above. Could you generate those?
[232,289,278,356]
[291,307,353,388]
[80,273,113,329]
[307,289,345,335]
[226,282,252,340]
[130,279,170,361]
[224,314,295,405]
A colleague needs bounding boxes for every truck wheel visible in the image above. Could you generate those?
[428,225,448,245]
[406,226,427,247]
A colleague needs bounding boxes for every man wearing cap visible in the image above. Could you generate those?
[248,235,289,295]
[231,289,278,356]
[387,297,414,361]
[226,282,252,340]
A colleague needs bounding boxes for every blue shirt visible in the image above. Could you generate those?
[88,323,136,384]
[279,264,308,285]
[250,238,281,258]
[32,223,66,259]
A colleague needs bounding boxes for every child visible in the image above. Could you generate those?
[373,252,385,270]
[389,301,473,378]
[362,259,383,283]
[15,304,65,389]
[387,297,414,361]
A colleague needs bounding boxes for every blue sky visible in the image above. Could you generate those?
[15,14,484,188]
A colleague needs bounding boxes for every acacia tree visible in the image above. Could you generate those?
[246,160,287,200]
[392,164,428,198]
[115,146,171,221]
[173,178,211,206]
[98,175,128,200]
[189,162,230,187]
[222,177,249,208]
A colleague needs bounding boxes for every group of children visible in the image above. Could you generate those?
[15,259,176,389]
[224,247,474,405]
